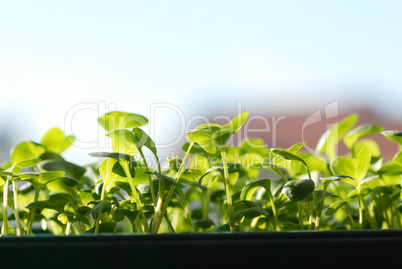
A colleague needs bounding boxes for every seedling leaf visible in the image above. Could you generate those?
[235,207,269,219]
[381,130,402,145]
[185,112,249,154]
[194,218,215,229]
[316,114,358,159]
[106,129,139,157]
[343,124,384,150]
[98,111,148,131]
[39,160,86,180]
[10,141,46,164]
[330,147,371,186]
[240,179,271,201]
[325,200,348,216]
[281,179,315,202]
[89,152,134,162]
[41,127,75,154]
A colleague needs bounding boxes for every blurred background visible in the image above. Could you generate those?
[1,0,402,165]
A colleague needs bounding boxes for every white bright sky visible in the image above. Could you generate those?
[1,0,402,164]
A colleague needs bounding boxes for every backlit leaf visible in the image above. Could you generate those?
[382,130,402,146]
[41,127,75,154]
[98,111,148,131]
[10,141,46,164]
[343,124,384,150]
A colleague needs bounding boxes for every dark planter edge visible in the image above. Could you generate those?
[1,230,401,268]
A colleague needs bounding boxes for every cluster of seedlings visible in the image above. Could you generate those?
[1,111,402,236]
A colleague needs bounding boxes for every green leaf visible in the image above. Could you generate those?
[26,200,62,212]
[0,171,14,176]
[131,127,157,156]
[74,214,90,225]
[286,142,307,154]
[316,114,358,159]
[320,175,354,182]
[59,176,80,187]
[130,165,150,185]
[281,179,315,202]
[38,160,86,180]
[106,129,139,157]
[41,127,75,154]
[218,111,249,145]
[86,222,116,233]
[99,158,128,192]
[111,208,125,222]
[271,147,311,178]
[235,207,269,219]
[15,172,39,181]
[12,158,42,170]
[234,200,258,212]
[39,152,65,162]
[302,190,338,202]
[120,209,140,222]
[181,141,220,158]
[357,175,379,189]
[38,171,66,185]
[378,152,402,175]
[10,141,46,164]
[330,147,371,186]
[49,193,76,210]
[343,124,384,150]
[178,169,203,183]
[325,200,348,216]
[88,152,134,162]
[147,172,176,186]
[213,223,231,232]
[98,111,148,131]
[240,179,271,201]
[185,125,222,154]
[271,148,307,167]
[198,166,223,184]
[194,218,215,229]
[185,111,249,154]
[353,139,381,159]
[93,200,112,214]
[382,130,402,146]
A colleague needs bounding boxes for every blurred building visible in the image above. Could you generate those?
[241,108,401,161]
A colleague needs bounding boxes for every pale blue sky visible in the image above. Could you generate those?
[1,0,402,163]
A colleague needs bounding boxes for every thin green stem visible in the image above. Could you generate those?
[394,204,402,229]
[297,202,304,230]
[12,180,21,236]
[176,188,195,232]
[139,149,156,207]
[1,178,9,236]
[27,184,42,235]
[315,181,330,230]
[357,192,364,229]
[345,207,357,229]
[360,195,377,229]
[163,214,175,233]
[308,193,316,230]
[94,182,107,234]
[66,221,72,236]
[153,142,194,233]
[152,175,165,233]
[202,187,211,219]
[151,155,164,233]
[220,149,236,232]
[267,189,280,231]
[375,189,392,228]
[120,160,149,233]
